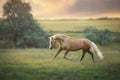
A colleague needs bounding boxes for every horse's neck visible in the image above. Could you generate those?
[57,40,62,46]
[55,37,65,46]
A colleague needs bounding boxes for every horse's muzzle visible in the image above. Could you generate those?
[49,47,53,50]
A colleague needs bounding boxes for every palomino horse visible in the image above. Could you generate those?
[49,34,103,62]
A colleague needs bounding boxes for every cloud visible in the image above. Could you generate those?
[28,0,120,18]
[0,0,120,18]
[66,0,120,18]
[0,0,7,17]
[28,0,77,18]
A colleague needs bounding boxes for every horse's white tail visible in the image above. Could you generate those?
[91,42,104,60]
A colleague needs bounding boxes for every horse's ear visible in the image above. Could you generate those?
[48,37,54,40]
[51,37,54,40]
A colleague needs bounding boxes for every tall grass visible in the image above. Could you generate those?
[0,44,120,80]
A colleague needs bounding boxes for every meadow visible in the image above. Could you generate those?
[38,19,120,32]
[0,19,120,80]
[0,45,120,80]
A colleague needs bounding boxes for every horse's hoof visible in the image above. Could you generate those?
[69,57,72,60]
[64,57,72,61]
[51,58,55,62]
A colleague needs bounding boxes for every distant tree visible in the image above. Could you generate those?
[2,0,49,48]
[0,19,4,39]
[84,27,111,46]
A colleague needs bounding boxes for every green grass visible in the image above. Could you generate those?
[38,20,120,32]
[0,44,120,80]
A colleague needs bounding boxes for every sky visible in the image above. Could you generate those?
[0,0,120,19]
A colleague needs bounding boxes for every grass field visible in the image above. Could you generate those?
[38,20,120,32]
[0,19,120,80]
[0,44,120,80]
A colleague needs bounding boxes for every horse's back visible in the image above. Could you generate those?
[68,38,91,51]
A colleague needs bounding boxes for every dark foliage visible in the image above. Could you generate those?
[0,0,49,48]
[84,27,111,46]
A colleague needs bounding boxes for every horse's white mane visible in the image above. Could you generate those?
[51,34,69,39]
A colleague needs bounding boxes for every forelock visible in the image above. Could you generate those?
[52,35,56,39]
[49,36,56,41]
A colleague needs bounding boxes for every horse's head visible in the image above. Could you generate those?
[49,34,69,50]
[49,36,56,50]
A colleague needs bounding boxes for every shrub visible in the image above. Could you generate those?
[84,27,111,46]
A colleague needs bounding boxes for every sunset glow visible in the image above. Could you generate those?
[0,0,120,19]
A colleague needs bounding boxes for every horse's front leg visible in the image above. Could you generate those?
[52,47,62,61]
[64,50,71,60]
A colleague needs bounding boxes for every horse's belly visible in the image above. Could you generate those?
[69,41,83,51]
[69,46,82,51]
[62,42,81,51]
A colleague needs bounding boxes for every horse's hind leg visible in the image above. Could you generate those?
[88,50,94,62]
[80,50,86,62]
